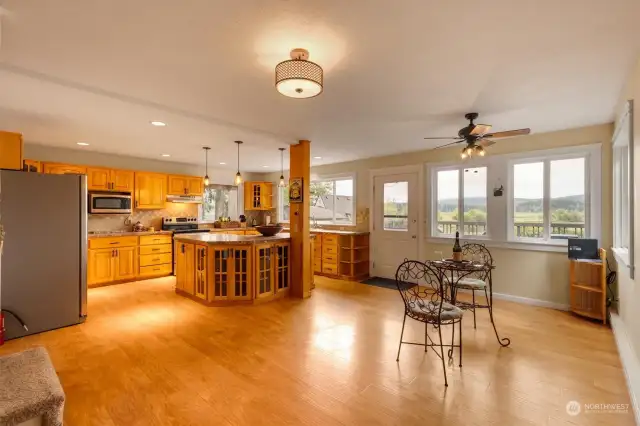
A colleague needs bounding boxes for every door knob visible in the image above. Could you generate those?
[412,235,417,239]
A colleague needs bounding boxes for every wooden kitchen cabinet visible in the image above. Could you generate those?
[43,162,87,175]
[244,181,273,210]
[176,242,195,294]
[254,243,274,299]
[22,159,42,173]
[135,172,167,209]
[0,131,23,170]
[168,175,203,196]
[195,245,208,300]
[88,248,116,285]
[88,167,134,192]
[274,242,290,294]
[230,246,252,300]
[115,247,137,281]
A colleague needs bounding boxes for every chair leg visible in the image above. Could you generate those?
[424,322,428,352]
[396,314,407,362]
[458,319,463,367]
[437,324,448,387]
[472,290,477,329]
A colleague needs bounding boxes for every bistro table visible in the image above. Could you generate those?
[429,259,511,348]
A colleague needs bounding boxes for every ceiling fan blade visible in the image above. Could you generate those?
[478,139,496,148]
[432,140,464,149]
[423,136,460,140]
[469,124,492,136]
[484,128,531,139]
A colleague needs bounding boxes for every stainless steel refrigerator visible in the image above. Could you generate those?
[0,170,87,340]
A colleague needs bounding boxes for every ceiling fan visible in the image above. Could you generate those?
[425,112,531,159]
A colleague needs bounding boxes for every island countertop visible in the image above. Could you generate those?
[174,232,292,245]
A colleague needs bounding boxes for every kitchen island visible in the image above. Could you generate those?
[173,233,295,306]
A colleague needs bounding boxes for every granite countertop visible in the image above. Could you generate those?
[174,232,291,245]
[0,347,65,426]
[88,230,173,238]
[284,228,369,236]
[208,227,252,232]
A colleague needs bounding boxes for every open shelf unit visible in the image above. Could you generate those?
[338,234,370,279]
[569,248,606,324]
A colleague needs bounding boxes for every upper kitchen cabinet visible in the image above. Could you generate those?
[168,175,204,196]
[22,159,42,173]
[87,167,134,192]
[43,162,87,175]
[0,131,23,170]
[244,181,273,210]
[135,172,167,209]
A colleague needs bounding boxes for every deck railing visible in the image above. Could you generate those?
[436,221,585,238]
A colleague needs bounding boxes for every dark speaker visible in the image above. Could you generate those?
[568,238,598,260]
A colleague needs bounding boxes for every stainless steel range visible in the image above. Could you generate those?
[162,217,210,274]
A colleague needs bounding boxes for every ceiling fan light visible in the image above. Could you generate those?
[476,146,486,156]
[460,148,468,159]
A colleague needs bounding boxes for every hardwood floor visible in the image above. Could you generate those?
[0,276,633,425]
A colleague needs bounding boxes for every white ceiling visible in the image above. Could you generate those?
[0,0,638,171]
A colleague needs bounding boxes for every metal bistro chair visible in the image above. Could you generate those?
[444,243,493,328]
[395,260,464,387]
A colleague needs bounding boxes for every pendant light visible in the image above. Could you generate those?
[202,146,211,186]
[278,147,286,187]
[234,141,243,186]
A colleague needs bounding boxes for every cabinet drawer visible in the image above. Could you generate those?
[322,263,338,275]
[322,254,338,265]
[323,245,338,255]
[323,234,338,245]
[139,235,172,246]
[89,236,138,249]
[139,253,172,267]
[139,263,172,277]
[314,259,322,272]
[139,244,172,255]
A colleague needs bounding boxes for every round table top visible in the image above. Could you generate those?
[428,259,494,272]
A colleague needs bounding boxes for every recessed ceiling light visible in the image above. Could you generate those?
[150,121,166,127]
[262,165,270,168]
[313,156,322,159]
[161,154,170,157]
[77,142,90,146]
[219,162,226,165]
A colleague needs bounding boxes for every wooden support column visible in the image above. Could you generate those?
[289,140,312,298]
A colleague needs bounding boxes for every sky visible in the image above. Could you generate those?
[437,159,585,201]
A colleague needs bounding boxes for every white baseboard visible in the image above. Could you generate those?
[610,312,640,425]
[456,288,569,311]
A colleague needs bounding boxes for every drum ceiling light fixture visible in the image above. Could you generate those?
[275,48,323,99]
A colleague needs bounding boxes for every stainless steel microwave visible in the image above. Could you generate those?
[88,192,132,214]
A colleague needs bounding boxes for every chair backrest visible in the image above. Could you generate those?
[395,260,444,320]
[461,242,493,266]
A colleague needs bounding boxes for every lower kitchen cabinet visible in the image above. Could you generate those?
[255,243,274,300]
[176,242,195,294]
[195,245,207,299]
[115,246,137,281]
[88,246,138,285]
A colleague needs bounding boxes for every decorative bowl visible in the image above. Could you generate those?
[255,224,283,236]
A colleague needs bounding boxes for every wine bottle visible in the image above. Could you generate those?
[452,231,462,261]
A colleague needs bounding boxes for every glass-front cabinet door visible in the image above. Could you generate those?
[211,248,231,300]
[255,243,274,299]
[275,242,290,294]
[194,245,208,300]
[230,246,252,300]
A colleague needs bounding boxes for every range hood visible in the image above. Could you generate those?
[166,195,203,204]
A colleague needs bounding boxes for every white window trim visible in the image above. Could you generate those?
[198,184,239,224]
[277,183,290,224]
[309,172,357,226]
[426,143,602,252]
[612,99,635,277]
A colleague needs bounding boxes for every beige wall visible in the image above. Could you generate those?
[263,123,613,305]
[613,56,640,358]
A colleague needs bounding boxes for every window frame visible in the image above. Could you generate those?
[612,99,634,276]
[198,184,239,223]
[430,164,490,240]
[277,183,289,224]
[310,173,356,226]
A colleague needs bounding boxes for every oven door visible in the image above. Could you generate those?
[89,193,132,214]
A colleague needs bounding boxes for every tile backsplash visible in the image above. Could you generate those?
[88,203,198,232]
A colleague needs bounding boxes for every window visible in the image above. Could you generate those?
[613,99,634,275]
[277,184,290,223]
[383,181,409,230]
[510,157,587,242]
[310,177,355,225]
[433,166,487,237]
[200,185,238,222]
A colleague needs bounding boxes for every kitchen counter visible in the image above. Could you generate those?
[284,228,369,236]
[88,230,173,238]
[174,232,291,245]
